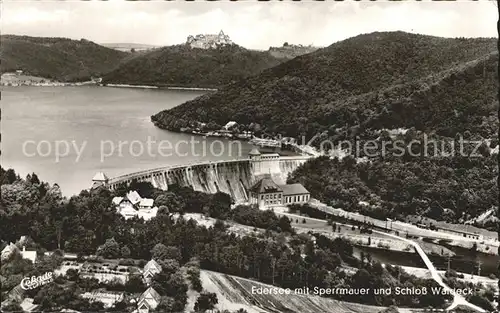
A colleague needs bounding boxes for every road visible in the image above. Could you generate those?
[279,212,487,313]
[308,201,499,253]
[381,231,486,312]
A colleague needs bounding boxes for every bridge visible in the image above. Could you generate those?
[103,154,312,202]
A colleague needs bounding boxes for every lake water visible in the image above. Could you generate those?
[2,86,260,196]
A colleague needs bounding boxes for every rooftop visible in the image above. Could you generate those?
[250,177,282,194]
[249,147,261,156]
[22,247,37,264]
[144,259,162,272]
[279,183,309,196]
[140,287,161,303]
[92,172,109,182]
[112,196,124,205]
[126,190,142,205]
[139,198,154,207]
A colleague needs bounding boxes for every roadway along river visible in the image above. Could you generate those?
[2,86,266,196]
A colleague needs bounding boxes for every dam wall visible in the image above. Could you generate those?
[108,156,310,203]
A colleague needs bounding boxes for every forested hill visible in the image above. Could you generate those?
[0,35,129,82]
[152,31,497,140]
[101,44,283,89]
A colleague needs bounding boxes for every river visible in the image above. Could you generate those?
[2,86,266,196]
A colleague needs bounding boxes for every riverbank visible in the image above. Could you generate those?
[103,83,217,91]
[0,73,100,87]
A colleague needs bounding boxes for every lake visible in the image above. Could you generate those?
[2,86,260,196]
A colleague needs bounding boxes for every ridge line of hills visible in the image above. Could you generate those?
[152,31,497,140]
[1,34,314,86]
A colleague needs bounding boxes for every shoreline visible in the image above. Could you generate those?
[1,82,218,91]
[103,83,218,91]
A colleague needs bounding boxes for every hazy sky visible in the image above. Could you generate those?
[2,1,497,50]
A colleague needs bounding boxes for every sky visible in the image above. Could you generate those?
[1,1,497,50]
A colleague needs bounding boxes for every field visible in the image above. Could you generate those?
[195,270,423,313]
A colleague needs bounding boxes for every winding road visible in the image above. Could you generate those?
[279,211,487,312]
[381,231,486,312]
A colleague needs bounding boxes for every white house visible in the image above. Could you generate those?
[20,298,38,312]
[21,246,37,264]
[137,287,161,313]
[137,207,158,221]
[142,259,162,284]
[112,191,158,221]
[138,198,154,209]
[1,243,37,264]
[223,121,237,130]
[1,243,18,261]
[126,191,142,206]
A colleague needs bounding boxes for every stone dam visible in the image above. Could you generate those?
[107,154,312,203]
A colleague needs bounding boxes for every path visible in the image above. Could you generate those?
[381,231,486,312]
[279,212,487,312]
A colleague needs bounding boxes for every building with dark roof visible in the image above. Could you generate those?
[249,175,310,208]
[249,176,283,207]
[280,183,310,205]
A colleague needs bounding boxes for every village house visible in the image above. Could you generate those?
[142,259,162,285]
[223,121,237,130]
[112,191,158,221]
[20,298,38,312]
[21,246,38,264]
[1,242,18,261]
[137,287,161,313]
[138,198,154,210]
[1,242,37,264]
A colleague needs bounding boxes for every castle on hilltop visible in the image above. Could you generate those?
[268,43,319,59]
[186,30,233,49]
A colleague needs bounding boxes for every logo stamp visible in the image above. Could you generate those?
[20,272,54,290]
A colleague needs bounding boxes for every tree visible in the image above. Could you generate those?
[194,292,218,312]
[121,245,131,258]
[187,266,202,292]
[151,244,181,262]
[96,238,121,258]
[129,180,156,199]
[2,168,18,184]
[154,297,175,313]
[158,259,180,275]
[208,192,232,219]
[151,270,188,312]
[468,295,494,311]
[154,192,185,213]
[114,182,128,197]
[29,173,40,185]
[278,216,293,233]
[65,268,79,281]
[124,275,146,293]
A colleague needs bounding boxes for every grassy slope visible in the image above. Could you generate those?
[197,270,419,313]
[1,35,128,81]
